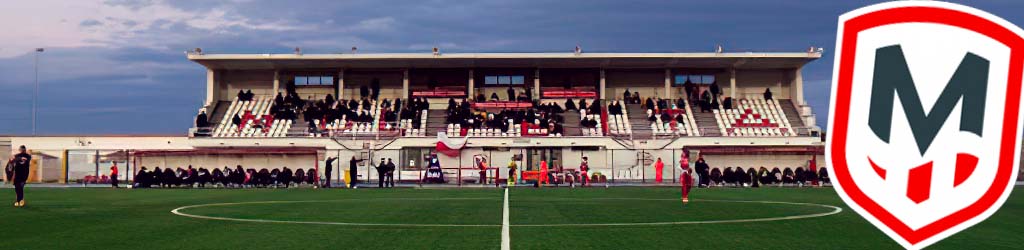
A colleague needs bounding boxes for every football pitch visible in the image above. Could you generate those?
[1,186,1022,250]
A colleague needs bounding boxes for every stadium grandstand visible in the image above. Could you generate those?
[2,49,840,186]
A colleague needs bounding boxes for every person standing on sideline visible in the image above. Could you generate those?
[477,157,488,185]
[507,157,517,187]
[4,159,12,186]
[539,160,549,186]
[580,157,590,187]
[385,158,396,188]
[323,157,337,188]
[349,156,366,188]
[654,158,665,183]
[11,146,31,207]
[376,158,387,188]
[110,162,120,188]
[679,158,693,204]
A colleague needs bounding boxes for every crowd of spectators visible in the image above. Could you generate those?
[474,86,533,103]
[132,165,319,188]
[700,165,829,187]
[444,98,565,136]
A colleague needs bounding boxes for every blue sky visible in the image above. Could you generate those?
[1,0,1022,135]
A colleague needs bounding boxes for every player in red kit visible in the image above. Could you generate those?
[679,154,692,204]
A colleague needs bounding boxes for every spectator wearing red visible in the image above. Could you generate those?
[110,162,119,188]
[654,158,665,183]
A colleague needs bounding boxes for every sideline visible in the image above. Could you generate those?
[501,188,510,250]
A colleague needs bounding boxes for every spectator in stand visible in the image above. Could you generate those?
[764,88,773,100]
[507,87,516,102]
[275,92,285,104]
[684,79,695,101]
[623,89,631,102]
[700,90,712,112]
[196,110,209,128]
[232,114,242,127]
[490,92,500,102]
[632,92,641,104]
[370,78,381,100]
[565,98,577,111]
[710,82,721,100]
[657,98,668,111]
[237,90,247,101]
[245,90,255,101]
[360,85,369,99]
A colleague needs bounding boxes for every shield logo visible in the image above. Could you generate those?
[827,1,1024,249]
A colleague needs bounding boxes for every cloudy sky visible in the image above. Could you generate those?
[0,0,1022,135]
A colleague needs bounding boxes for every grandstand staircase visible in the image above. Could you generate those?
[779,99,810,136]
[208,101,231,128]
[561,111,583,136]
[687,101,722,136]
[425,109,449,136]
[625,104,653,139]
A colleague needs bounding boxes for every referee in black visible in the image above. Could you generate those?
[11,145,31,207]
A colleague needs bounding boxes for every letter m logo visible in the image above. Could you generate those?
[868,45,989,155]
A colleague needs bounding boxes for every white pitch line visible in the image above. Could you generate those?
[500,188,511,250]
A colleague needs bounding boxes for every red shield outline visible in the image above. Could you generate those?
[829,3,1024,248]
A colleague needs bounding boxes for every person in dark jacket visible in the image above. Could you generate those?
[349,156,366,188]
[196,110,209,128]
[323,157,337,188]
[694,158,710,188]
[385,158,396,188]
[360,85,369,99]
[10,146,30,207]
[375,158,387,188]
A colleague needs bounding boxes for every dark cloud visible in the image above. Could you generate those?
[2,0,1023,134]
[79,19,103,27]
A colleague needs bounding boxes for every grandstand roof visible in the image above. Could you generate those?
[188,52,821,70]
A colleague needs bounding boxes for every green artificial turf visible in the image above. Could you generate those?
[0,186,1021,249]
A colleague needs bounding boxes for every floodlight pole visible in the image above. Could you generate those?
[32,48,44,135]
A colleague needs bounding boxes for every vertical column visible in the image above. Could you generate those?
[206,68,217,107]
[793,67,804,106]
[664,69,672,99]
[533,68,541,100]
[272,70,280,96]
[402,69,410,99]
[599,69,606,100]
[468,69,475,98]
[338,69,345,99]
[730,69,737,100]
